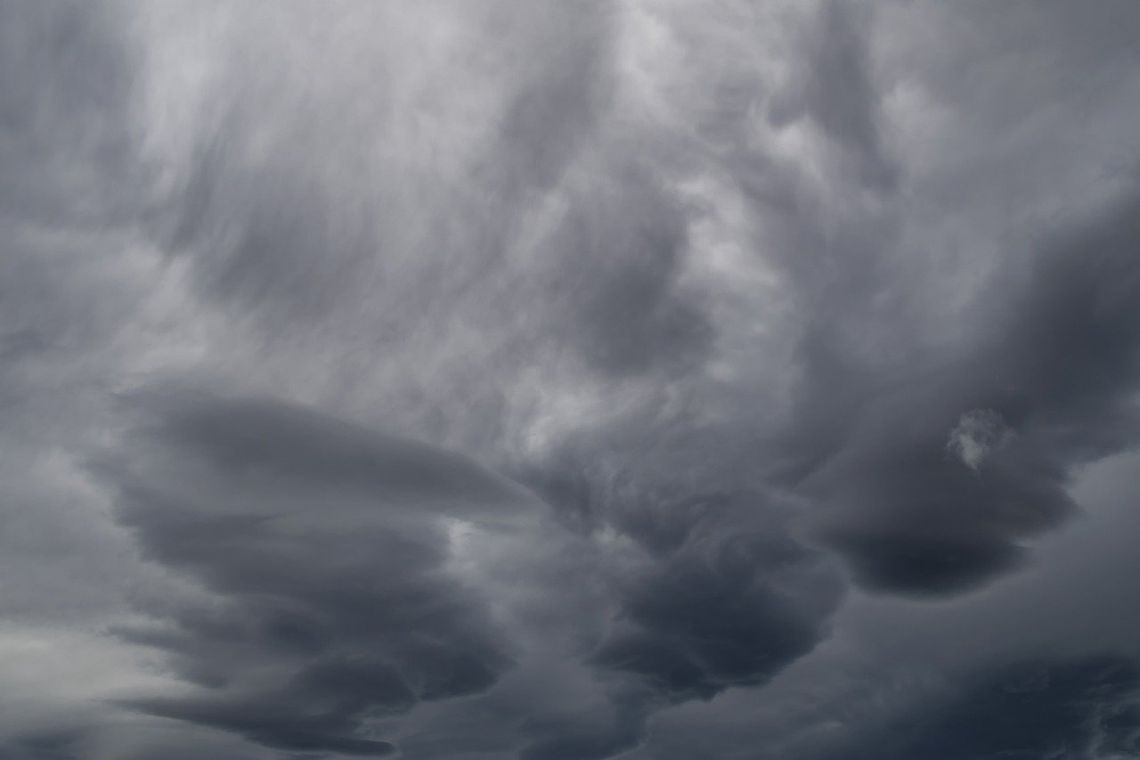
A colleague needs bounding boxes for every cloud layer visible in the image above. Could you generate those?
[2,1,1140,758]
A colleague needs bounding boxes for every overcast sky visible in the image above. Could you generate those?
[3,1,1140,758]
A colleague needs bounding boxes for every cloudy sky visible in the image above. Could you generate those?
[3,1,1140,758]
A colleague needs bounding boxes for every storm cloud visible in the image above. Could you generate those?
[95,392,529,756]
[3,0,1140,758]
[811,654,1140,760]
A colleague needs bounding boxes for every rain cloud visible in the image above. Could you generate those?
[2,1,1140,758]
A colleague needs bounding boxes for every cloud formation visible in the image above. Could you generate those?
[815,655,1140,760]
[95,391,535,755]
[2,0,1140,757]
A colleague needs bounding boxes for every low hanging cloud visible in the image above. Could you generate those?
[95,391,539,756]
[811,654,1140,760]
[91,388,843,758]
[802,185,1140,596]
[4,0,1140,758]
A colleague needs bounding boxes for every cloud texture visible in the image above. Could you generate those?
[2,1,1140,757]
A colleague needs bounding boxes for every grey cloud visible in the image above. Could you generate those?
[0,0,140,225]
[592,564,823,699]
[145,1,713,409]
[151,3,611,328]
[119,690,400,757]
[5,0,1140,757]
[102,389,839,758]
[799,181,1140,596]
[769,1,895,190]
[804,394,1077,595]
[0,4,172,753]
[0,730,82,760]
[542,168,713,379]
[518,696,650,760]
[521,412,844,736]
[814,654,1140,760]
[97,391,531,756]
[483,2,608,195]
[732,0,1140,597]
[591,493,840,701]
[127,389,537,517]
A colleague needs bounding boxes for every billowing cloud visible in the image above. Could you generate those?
[94,391,537,755]
[86,388,841,757]
[799,183,1140,596]
[814,655,1140,760]
[3,0,1140,757]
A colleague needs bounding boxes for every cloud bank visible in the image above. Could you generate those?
[2,1,1140,757]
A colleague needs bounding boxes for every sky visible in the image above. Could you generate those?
[2,1,1140,758]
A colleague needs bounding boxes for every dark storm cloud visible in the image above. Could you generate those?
[0,730,83,760]
[97,390,533,756]
[796,181,1140,596]
[520,411,844,745]
[134,390,536,515]
[720,0,1140,597]
[591,493,839,701]
[4,0,1140,758]
[100,389,840,758]
[816,654,1140,760]
[518,695,650,760]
